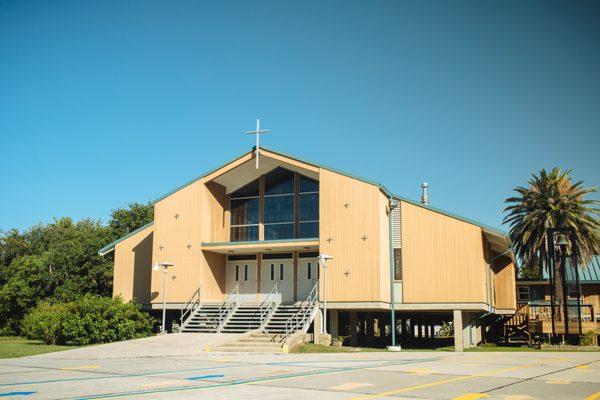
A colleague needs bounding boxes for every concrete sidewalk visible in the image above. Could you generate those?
[33,333,240,359]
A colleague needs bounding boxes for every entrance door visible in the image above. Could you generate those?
[261,257,293,303]
[226,260,257,303]
[297,257,318,300]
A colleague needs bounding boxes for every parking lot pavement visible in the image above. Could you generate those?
[0,337,599,400]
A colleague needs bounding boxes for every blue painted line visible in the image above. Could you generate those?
[0,392,37,397]
[186,374,224,381]
[73,358,438,399]
[0,363,249,388]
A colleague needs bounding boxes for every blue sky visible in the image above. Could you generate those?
[1,0,599,232]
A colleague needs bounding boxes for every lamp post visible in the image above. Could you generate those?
[546,227,581,344]
[154,261,174,334]
[317,253,333,334]
[388,198,400,350]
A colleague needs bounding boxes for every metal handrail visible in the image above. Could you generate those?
[214,284,239,329]
[181,284,202,325]
[283,281,319,341]
[257,283,279,329]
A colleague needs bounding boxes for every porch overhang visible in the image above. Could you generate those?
[201,238,319,254]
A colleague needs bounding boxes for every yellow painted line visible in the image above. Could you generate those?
[585,391,600,400]
[330,382,375,391]
[545,379,571,385]
[407,368,432,375]
[502,396,537,400]
[348,358,566,400]
[452,394,489,400]
[577,365,591,370]
[60,365,101,370]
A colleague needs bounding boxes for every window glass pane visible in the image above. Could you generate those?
[244,265,248,281]
[298,221,318,238]
[230,226,258,241]
[270,264,274,280]
[231,179,259,198]
[264,195,294,223]
[530,286,544,301]
[280,263,284,280]
[265,167,294,195]
[231,198,259,225]
[264,223,294,240]
[308,263,311,279]
[299,193,319,221]
[299,175,318,193]
[235,265,239,281]
[394,248,403,280]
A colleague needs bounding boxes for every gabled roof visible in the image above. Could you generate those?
[98,222,154,256]
[100,146,509,255]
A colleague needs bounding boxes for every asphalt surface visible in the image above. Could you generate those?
[1,334,599,399]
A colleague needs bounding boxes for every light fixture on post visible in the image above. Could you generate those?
[317,253,333,334]
[547,227,581,344]
[387,197,401,351]
[154,261,174,334]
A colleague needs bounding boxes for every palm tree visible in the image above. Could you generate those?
[504,168,600,305]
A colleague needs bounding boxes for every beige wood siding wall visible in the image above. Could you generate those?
[113,225,154,303]
[150,179,227,304]
[401,201,488,304]
[319,169,387,302]
[492,255,516,310]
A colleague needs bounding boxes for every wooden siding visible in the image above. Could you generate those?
[319,169,387,302]
[492,255,516,310]
[113,224,154,303]
[401,201,488,304]
[150,177,227,304]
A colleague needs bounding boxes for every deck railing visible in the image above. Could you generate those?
[257,283,279,330]
[527,302,594,323]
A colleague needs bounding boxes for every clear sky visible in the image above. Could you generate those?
[1,0,599,232]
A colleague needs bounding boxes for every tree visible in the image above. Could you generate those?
[109,202,154,239]
[503,168,600,302]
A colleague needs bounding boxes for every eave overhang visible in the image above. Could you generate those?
[201,238,319,255]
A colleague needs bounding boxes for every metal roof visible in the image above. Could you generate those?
[539,255,600,283]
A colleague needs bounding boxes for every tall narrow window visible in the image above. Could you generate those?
[244,265,248,281]
[307,262,312,279]
[270,264,275,281]
[279,263,284,280]
[235,265,239,281]
[264,168,295,240]
[230,179,259,241]
[298,175,319,238]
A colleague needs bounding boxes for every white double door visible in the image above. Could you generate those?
[297,257,319,300]
[226,261,258,303]
[260,258,294,303]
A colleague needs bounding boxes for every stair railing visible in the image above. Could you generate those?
[181,284,202,325]
[215,283,239,330]
[257,283,279,330]
[283,280,319,342]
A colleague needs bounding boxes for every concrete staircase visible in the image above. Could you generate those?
[263,304,304,334]
[220,303,273,333]
[211,332,285,353]
[180,303,226,333]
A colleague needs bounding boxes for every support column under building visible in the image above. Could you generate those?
[330,309,339,338]
[349,311,358,347]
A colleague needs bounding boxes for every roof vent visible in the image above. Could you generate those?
[421,182,429,205]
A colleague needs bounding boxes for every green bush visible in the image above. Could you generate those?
[22,295,154,345]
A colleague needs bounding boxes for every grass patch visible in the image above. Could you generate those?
[291,343,387,353]
[0,336,79,359]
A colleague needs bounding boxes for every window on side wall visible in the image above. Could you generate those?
[517,286,530,302]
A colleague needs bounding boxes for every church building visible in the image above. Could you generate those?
[100,143,516,351]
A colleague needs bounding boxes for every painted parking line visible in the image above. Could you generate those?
[348,357,568,400]
[0,392,36,397]
[0,363,251,388]
[545,379,571,385]
[452,394,488,400]
[585,391,600,400]
[330,382,375,391]
[186,374,224,381]
[60,365,101,371]
[71,358,436,399]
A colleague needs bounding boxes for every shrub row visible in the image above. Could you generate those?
[22,295,154,345]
